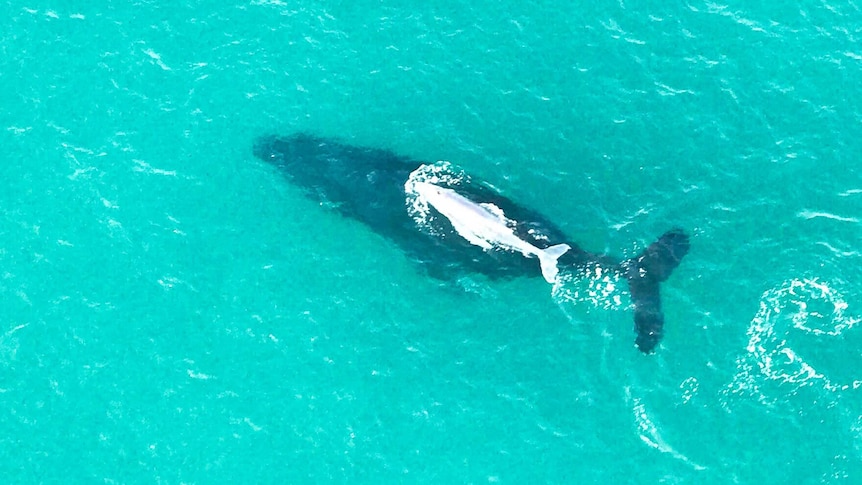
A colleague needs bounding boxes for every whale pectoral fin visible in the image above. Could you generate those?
[625,229,691,353]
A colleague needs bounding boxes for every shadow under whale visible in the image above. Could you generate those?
[253,133,690,353]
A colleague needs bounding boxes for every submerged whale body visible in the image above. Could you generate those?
[253,133,690,353]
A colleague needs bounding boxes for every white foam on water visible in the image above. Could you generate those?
[626,386,706,471]
[726,278,860,403]
[723,278,862,472]
[551,263,626,313]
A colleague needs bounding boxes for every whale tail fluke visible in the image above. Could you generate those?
[539,243,572,284]
[623,229,690,353]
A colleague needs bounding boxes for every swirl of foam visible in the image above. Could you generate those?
[721,279,862,478]
[730,278,860,401]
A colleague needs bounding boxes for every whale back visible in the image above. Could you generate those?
[252,133,594,279]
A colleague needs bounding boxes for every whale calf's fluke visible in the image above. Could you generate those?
[253,133,690,353]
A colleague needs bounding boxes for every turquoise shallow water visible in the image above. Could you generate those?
[2,1,862,482]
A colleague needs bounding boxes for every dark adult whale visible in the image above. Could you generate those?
[253,133,690,353]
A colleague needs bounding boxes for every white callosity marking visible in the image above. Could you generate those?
[406,169,569,283]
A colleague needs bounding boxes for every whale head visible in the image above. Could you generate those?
[253,132,421,218]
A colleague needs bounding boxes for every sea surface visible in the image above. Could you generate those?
[1,1,861,483]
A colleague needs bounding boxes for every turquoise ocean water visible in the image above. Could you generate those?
[2,1,861,482]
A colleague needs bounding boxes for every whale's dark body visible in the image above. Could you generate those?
[253,133,690,353]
